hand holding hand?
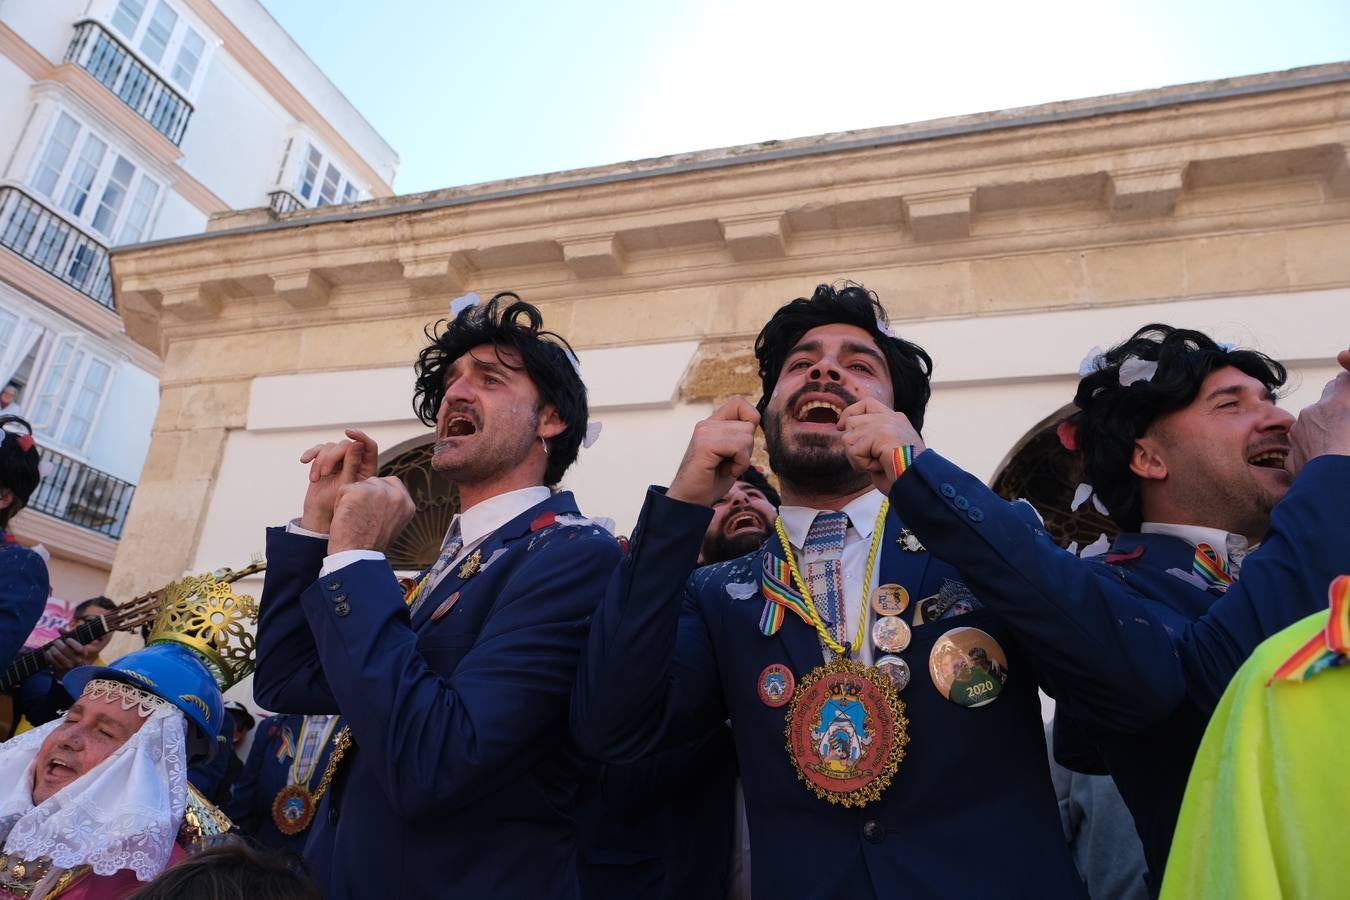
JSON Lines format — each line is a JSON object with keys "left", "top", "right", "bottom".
{"left": 839, "top": 397, "right": 926, "bottom": 495}
{"left": 1287, "top": 349, "right": 1350, "bottom": 477}
{"left": 299, "top": 428, "right": 379, "bottom": 533}
{"left": 667, "top": 397, "right": 760, "bottom": 507}
{"left": 328, "top": 476, "right": 417, "bottom": 555}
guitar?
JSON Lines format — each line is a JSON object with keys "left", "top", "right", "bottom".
{"left": 0, "top": 557, "right": 265, "bottom": 738}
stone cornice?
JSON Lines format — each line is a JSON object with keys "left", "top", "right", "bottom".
{"left": 112, "top": 65, "right": 1350, "bottom": 361}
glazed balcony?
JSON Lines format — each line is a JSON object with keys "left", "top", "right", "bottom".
{"left": 0, "top": 186, "right": 114, "bottom": 310}
{"left": 28, "top": 446, "right": 136, "bottom": 540}
{"left": 65, "top": 19, "right": 193, "bottom": 146}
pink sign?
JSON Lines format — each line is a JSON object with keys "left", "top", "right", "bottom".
{"left": 24, "top": 596, "right": 73, "bottom": 650}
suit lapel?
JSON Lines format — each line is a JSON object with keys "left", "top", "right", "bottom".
{"left": 878, "top": 507, "right": 932, "bottom": 607}
{"left": 409, "top": 492, "right": 581, "bottom": 631}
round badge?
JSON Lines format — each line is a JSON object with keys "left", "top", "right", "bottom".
{"left": 272, "top": 784, "right": 316, "bottom": 835}
{"left": 871, "top": 615, "right": 911, "bottom": 653}
{"left": 785, "top": 657, "right": 909, "bottom": 807}
{"left": 870, "top": 584, "right": 910, "bottom": 617}
{"left": 875, "top": 655, "right": 911, "bottom": 691}
{"left": 928, "top": 627, "right": 1009, "bottom": 708}
{"left": 757, "top": 663, "right": 796, "bottom": 708}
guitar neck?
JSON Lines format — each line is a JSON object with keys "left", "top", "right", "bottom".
{"left": 0, "top": 616, "right": 113, "bottom": 692}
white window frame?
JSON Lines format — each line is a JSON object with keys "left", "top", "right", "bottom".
{"left": 27, "top": 334, "right": 115, "bottom": 456}
{"left": 284, "top": 139, "right": 366, "bottom": 209}
{"left": 99, "top": 0, "right": 214, "bottom": 98}
{"left": 26, "top": 109, "right": 165, "bottom": 246}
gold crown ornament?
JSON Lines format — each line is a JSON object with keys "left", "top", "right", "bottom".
{"left": 144, "top": 557, "right": 265, "bottom": 690}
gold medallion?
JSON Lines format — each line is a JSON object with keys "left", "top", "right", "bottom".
{"left": 272, "top": 784, "right": 316, "bottom": 835}
{"left": 457, "top": 549, "right": 483, "bottom": 580}
{"left": 784, "top": 657, "right": 909, "bottom": 807}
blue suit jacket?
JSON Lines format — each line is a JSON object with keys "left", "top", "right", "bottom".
{"left": 573, "top": 488, "right": 1084, "bottom": 900}
{"left": 222, "top": 714, "right": 341, "bottom": 856}
{"left": 887, "top": 451, "right": 1350, "bottom": 892}
{"left": 254, "top": 492, "right": 621, "bottom": 899}
{"left": 0, "top": 537, "right": 48, "bottom": 671}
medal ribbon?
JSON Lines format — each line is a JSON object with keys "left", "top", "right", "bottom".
{"left": 1269, "top": 575, "right": 1350, "bottom": 684}
{"left": 289, "top": 715, "right": 340, "bottom": 787}
{"left": 773, "top": 501, "right": 889, "bottom": 657}
{"left": 274, "top": 727, "right": 295, "bottom": 764}
{"left": 1192, "top": 542, "right": 1233, "bottom": 592}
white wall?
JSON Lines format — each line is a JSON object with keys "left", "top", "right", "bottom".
{"left": 2, "top": 0, "right": 86, "bottom": 63}
{"left": 149, "top": 189, "right": 208, "bottom": 241}
{"left": 0, "top": 57, "right": 35, "bottom": 156}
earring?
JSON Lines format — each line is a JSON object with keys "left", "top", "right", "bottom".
{"left": 540, "top": 436, "right": 549, "bottom": 455}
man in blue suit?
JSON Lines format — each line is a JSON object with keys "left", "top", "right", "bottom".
{"left": 223, "top": 713, "right": 342, "bottom": 856}
{"left": 844, "top": 326, "right": 1350, "bottom": 893}
{"left": 574, "top": 284, "right": 1085, "bottom": 899}
{"left": 0, "top": 415, "right": 47, "bottom": 671}
{"left": 254, "top": 293, "right": 621, "bottom": 898}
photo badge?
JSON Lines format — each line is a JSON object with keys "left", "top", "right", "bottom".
{"left": 928, "top": 627, "right": 1009, "bottom": 708}
{"left": 870, "top": 584, "right": 910, "bottom": 617}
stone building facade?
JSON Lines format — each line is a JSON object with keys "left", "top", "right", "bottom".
{"left": 107, "top": 63, "right": 1350, "bottom": 666}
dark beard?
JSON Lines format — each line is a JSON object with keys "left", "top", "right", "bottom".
{"left": 763, "top": 408, "right": 870, "bottom": 498}
{"left": 701, "top": 528, "right": 768, "bottom": 565}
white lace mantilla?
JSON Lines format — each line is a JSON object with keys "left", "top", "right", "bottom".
{"left": 0, "top": 704, "right": 188, "bottom": 882}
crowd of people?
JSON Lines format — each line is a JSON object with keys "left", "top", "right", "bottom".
{"left": 0, "top": 282, "right": 1344, "bottom": 898}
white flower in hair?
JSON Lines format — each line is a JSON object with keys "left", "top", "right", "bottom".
{"left": 1070, "top": 483, "right": 1112, "bottom": 516}
{"left": 450, "top": 292, "right": 481, "bottom": 317}
{"left": 1216, "top": 341, "right": 1235, "bottom": 352}
{"left": 1117, "top": 357, "right": 1159, "bottom": 387}
{"left": 877, "top": 319, "right": 898, "bottom": 339}
{"left": 583, "top": 420, "right": 603, "bottom": 449}
{"left": 1078, "top": 346, "right": 1108, "bottom": 376}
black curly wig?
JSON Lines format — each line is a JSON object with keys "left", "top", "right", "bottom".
{"left": 0, "top": 415, "right": 42, "bottom": 530}
{"left": 1070, "top": 324, "right": 1287, "bottom": 530}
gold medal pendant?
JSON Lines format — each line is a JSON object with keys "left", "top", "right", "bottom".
{"left": 272, "top": 784, "right": 317, "bottom": 835}
{"left": 784, "top": 657, "right": 909, "bottom": 807}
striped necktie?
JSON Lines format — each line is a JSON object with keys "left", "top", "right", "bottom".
{"left": 802, "top": 511, "right": 850, "bottom": 655}
{"left": 411, "top": 520, "right": 464, "bottom": 615}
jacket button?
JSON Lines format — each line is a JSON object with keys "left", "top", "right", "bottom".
{"left": 862, "top": 820, "right": 883, "bottom": 843}
{"left": 939, "top": 484, "right": 956, "bottom": 499}
{"left": 954, "top": 495, "right": 970, "bottom": 511}
{"left": 326, "top": 580, "right": 342, "bottom": 591}
{"left": 328, "top": 804, "right": 339, "bottom": 824}
{"left": 332, "top": 593, "right": 347, "bottom": 604}
{"left": 968, "top": 507, "right": 985, "bottom": 522}
{"left": 334, "top": 602, "right": 351, "bottom": 617}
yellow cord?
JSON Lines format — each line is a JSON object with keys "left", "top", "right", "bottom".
{"left": 774, "top": 500, "right": 889, "bottom": 657}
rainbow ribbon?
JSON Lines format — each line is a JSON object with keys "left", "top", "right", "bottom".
{"left": 1269, "top": 575, "right": 1350, "bottom": 685}
{"left": 892, "top": 445, "right": 916, "bottom": 479}
{"left": 759, "top": 553, "right": 812, "bottom": 636}
{"left": 275, "top": 726, "right": 296, "bottom": 763}
{"left": 1192, "top": 543, "right": 1234, "bottom": 593}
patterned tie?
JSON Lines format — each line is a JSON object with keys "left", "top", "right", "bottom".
{"left": 802, "top": 511, "right": 850, "bottom": 655}
{"left": 410, "top": 519, "right": 464, "bottom": 616}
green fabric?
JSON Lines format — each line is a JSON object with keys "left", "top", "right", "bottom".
{"left": 1161, "top": 610, "right": 1348, "bottom": 900}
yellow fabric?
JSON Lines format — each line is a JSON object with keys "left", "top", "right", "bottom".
{"left": 1161, "top": 610, "right": 1348, "bottom": 900}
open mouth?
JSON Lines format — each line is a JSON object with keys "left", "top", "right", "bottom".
{"left": 443, "top": 415, "right": 478, "bottom": 438}
{"left": 1247, "top": 448, "right": 1288, "bottom": 470}
{"left": 795, "top": 398, "right": 844, "bottom": 425}
{"left": 725, "top": 512, "right": 765, "bottom": 536}
{"left": 44, "top": 758, "right": 74, "bottom": 779}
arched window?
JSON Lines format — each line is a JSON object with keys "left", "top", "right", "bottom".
{"left": 378, "top": 439, "right": 459, "bottom": 571}
{"left": 989, "top": 404, "right": 1118, "bottom": 552}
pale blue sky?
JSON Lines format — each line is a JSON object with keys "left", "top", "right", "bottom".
{"left": 259, "top": 0, "right": 1350, "bottom": 196}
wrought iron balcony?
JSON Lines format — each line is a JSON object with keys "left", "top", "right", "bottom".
{"left": 0, "top": 186, "right": 114, "bottom": 310}
{"left": 28, "top": 446, "right": 136, "bottom": 540}
{"left": 268, "top": 189, "right": 303, "bottom": 215}
{"left": 65, "top": 19, "right": 193, "bottom": 146}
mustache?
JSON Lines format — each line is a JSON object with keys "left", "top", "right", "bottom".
{"left": 784, "top": 381, "right": 857, "bottom": 414}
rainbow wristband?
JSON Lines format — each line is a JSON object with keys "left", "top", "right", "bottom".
{"left": 891, "top": 445, "right": 917, "bottom": 478}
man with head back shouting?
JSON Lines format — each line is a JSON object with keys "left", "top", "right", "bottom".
{"left": 254, "top": 293, "right": 620, "bottom": 899}
{"left": 574, "top": 283, "right": 1085, "bottom": 899}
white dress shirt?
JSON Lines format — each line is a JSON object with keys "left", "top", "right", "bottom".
{"left": 1140, "top": 522, "right": 1254, "bottom": 576}
{"left": 777, "top": 490, "right": 887, "bottom": 665}
{"left": 289, "top": 485, "right": 553, "bottom": 577}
